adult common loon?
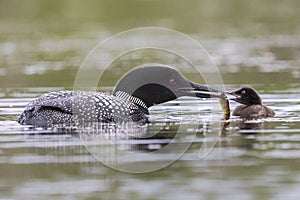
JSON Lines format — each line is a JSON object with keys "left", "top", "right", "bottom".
{"left": 18, "top": 65, "right": 222, "bottom": 126}
{"left": 230, "top": 87, "right": 275, "bottom": 119}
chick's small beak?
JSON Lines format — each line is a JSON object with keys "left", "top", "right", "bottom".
{"left": 225, "top": 92, "right": 240, "bottom": 101}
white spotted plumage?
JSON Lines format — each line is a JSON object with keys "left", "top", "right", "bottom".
{"left": 18, "top": 91, "right": 148, "bottom": 126}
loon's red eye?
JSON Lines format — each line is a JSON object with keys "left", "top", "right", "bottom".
{"left": 169, "top": 79, "right": 176, "bottom": 85}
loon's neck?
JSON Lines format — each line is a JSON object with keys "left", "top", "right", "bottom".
{"left": 114, "top": 91, "right": 149, "bottom": 114}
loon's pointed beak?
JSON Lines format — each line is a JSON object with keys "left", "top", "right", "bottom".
{"left": 177, "top": 82, "right": 224, "bottom": 98}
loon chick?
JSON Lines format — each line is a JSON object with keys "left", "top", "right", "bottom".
{"left": 18, "top": 65, "right": 222, "bottom": 127}
{"left": 230, "top": 87, "right": 275, "bottom": 119}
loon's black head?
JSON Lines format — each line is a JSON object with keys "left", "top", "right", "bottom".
{"left": 113, "top": 65, "right": 222, "bottom": 110}
{"left": 230, "top": 87, "right": 262, "bottom": 106}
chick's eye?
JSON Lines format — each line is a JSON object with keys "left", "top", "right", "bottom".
{"left": 241, "top": 90, "right": 246, "bottom": 94}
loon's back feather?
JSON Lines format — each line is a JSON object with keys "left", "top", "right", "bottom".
{"left": 18, "top": 91, "right": 148, "bottom": 126}
{"left": 26, "top": 91, "right": 75, "bottom": 114}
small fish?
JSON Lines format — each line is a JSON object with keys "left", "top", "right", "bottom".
{"left": 219, "top": 92, "right": 230, "bottom": 120}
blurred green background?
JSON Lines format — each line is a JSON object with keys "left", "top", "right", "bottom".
{"left": 0, "top": 0, "right": 299, "bottom": 88}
